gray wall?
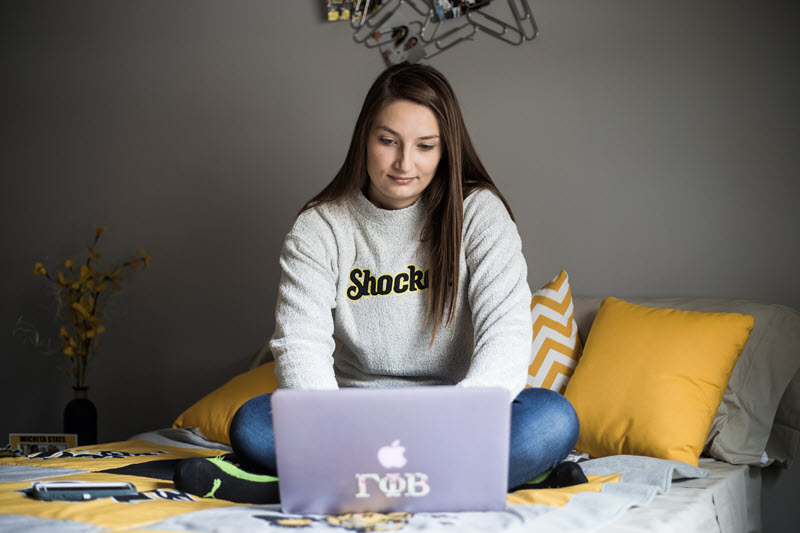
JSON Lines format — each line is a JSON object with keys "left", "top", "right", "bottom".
{"left": 2, "top": 1, "right": 798, "bottom": 531}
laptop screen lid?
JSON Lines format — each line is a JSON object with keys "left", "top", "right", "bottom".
{"left": 272, "top": 386, "right": 510, "bottom": 515}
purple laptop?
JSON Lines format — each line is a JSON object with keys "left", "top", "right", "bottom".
{"left": 271, "top": 386, "right": 510, "bottom": 515}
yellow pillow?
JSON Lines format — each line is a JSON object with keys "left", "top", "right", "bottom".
{"left": 564, "top": 297, "right": 754, "bottom": 466}
{"left": 527, "top": 270, "right": 583, "bottom": 394}
{"left": 173, "top": 361, "right": 278, "bottom": 445}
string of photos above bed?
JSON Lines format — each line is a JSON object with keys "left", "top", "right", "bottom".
{"left": 326, "top": 0, "right": 538, "bottom": 66}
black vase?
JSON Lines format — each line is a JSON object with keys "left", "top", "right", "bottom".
{"left": 64, "top": 387, "right": 97, "bottom": 445}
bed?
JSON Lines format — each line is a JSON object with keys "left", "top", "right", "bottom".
{"left": 1, "top": 291, "right": 798, "bottom": 533}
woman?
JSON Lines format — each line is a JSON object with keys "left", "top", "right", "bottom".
{"left": 175, "top": 63, "right": 585, "bottom": 504}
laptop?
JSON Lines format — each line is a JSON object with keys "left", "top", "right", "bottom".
{"left": 271, "top": 386, "right": 510, "bottom": 515}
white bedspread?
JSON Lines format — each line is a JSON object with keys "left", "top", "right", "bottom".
{"left": 596, "top": 458, "right": 761, "bottom": 533}
{"left": 121, "top": 429, "right": 757, "bottom": 533}
{"left": 140, "top": 444, "right": 711, "bottom": 533}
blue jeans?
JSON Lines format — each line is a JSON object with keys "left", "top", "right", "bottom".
{"left": 229, "top": 387, "right": 579, "bottom": 491}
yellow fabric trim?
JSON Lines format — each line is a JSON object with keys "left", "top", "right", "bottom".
{"left": 0, "top": 440, "right": 224, "bottom": 472}
{"left": 505, "top": 474, "right": 621, "bottom": 507}
{"left": 0, "top": 472, "right": 240, "bottom": 531}
{"left": 529, "top": 337, "right": 580, "bottom": 372}
{"left": 531, "top": 317, "right": 577, "bottom": 350}
{"left": 0, "top": 442, "right": 232, "bottom": 530}
{"left": 541, "top": 361, "right": 577, "bottom": 391}
{"left": 1, "top": 438, "right": 625, "bottom": 530}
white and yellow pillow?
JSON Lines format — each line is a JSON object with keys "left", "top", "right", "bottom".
{"left": 527, "top": 270, "right": 583, "bottom": 394}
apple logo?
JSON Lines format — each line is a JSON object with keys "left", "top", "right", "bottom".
{"left": 377, "top": 440, "right": 407, "bottom": 469}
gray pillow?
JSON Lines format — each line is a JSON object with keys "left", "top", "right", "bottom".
{"left": 766, "top": 369, "right": 800, "bottom": 467}
{"left": 573, "top": 296, "right": 800, "bottom": 467}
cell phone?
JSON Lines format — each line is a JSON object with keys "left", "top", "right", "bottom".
{"left": 30, "top": 481, "right": 138, "bottom": 501}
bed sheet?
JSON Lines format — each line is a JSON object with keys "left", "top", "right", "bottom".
{"left": 126, "top": 430, "right": 765, "bottom": 532}
{"left": 0, "top": 430, "right": 742, "bottom": 533}
{"left": 141, "top": 429, "right": 761, "bottom": 533}
{"left": 140, "top": 429, "right": 759, "bottom": 533}
{"left": 595, "top": 457, "right": 761, "bottom": 533}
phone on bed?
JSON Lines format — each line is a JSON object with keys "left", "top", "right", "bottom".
{"left": 30, "top": 481, "right": 137, "bottom": 501}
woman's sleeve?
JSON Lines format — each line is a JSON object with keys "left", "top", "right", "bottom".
{"left": 269, "top": 228, "right": 339, "bottom": 390}
{"left": 458, "top": 190, "right": 532, "bottom": 401}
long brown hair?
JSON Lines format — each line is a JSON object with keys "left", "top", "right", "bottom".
{"left": 302, "top": 63, "right": 514, "bottom": 342}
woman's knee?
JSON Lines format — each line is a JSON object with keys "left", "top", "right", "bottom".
{"left": 513, "top": 387, "right": 580, "bottom": 450}
{"left": 229, "top": 394, "right": 274, "bottom": 464}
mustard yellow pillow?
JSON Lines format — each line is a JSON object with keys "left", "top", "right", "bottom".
{"left": 173, "top": 361, "right": 278, "bottom": 445}
{"left": 564, "top": 297, "right": 754, "bottom": 466}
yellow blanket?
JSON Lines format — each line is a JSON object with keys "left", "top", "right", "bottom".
{"left": 0, "top": 440, "right": 626, "bottom": 532}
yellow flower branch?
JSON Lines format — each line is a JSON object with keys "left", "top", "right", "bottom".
{"left": 30, "top": 228, "right": 149, "bottom": 389}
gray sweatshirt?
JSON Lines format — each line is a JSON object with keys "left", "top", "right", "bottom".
{"left": 270, "top": 188, "right": 532, "bottom": 402}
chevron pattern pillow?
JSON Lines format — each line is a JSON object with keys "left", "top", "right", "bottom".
{"left": 527, "top": 270, "right": 583, "bottom": 394}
